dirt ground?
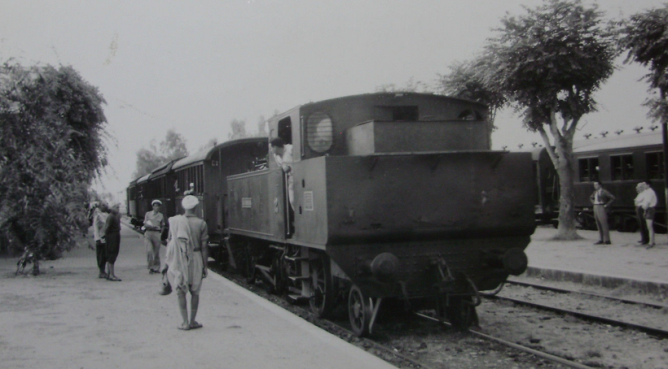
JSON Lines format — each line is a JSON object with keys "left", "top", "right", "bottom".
{"left": 0, "top": 226, "right": 395, "bottom": 369}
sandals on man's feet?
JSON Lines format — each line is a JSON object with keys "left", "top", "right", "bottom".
{"left": 189, "top": 322, "right": 203, "bottom": 330}
{"left": 178, "top": 323, "right": 190, "bottom": 331}
{"left": 107, "top": 276, "right": 122, "bottom": 282}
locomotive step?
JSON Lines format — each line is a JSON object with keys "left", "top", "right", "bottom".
{"left": 255, "top": 265, "right": 272, "bottom": 272}
{"left": 269, "top": 244, "right": 285, "bottom": 251}
{"left": 288, "top": 275, "right": 310, "bottom": 282}
{"left": 284, "top": 255, "right": 309, "bottom": 262}
{"left": 287, "top": 294, "right": 309, "bottom": 303}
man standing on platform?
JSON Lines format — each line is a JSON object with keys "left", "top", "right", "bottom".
{"left": 634, "top": 182, "right": 649, "bottom": 245}
{"left": 92, "top": 202, "right": 109, "bottom": 278}
{"left": 103, "top": 203, "right": 122, "bottom": 282}
{"left": 640, "top": 181, "right": 658, "bottom": 249}
{"left": 144, "top": 200, "right": 165, "bottom": 274}
{"left": 590, "top": 181, "right": 615, "bottom": 245}
{"left": 165, "top": 195, "right": 208, "bottom": 331}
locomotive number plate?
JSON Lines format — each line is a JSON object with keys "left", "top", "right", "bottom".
{"left": 241, "top": 197, "right": 252, "bottom": 208}
{"left": 303, "top": 191, "right": 314, "bottom": 211}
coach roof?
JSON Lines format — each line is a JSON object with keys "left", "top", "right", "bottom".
{"left": 148, "top": 157, "right": 184, "bottom": 180}
{"left": 172, "top": 137, "right": 268, "bottom": 171}
{"left": 573, "top": 131, "right": 662, "bottom": 153}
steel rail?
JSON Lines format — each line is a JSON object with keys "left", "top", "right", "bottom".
{"left": 486, "top": 294, "right": 668, "bottom": 339}
{"left": 414, "top": 312, "right": 594, "bottom": 369}
{"left": 506, "top": 279, "right": 668, "bottom": 310}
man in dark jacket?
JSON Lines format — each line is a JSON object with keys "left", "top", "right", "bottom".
{"left": 590, "top": 181, "right": 615, "bottom": 245}
{"left": 103, "top": 204, "right": 122, "bottom": 281}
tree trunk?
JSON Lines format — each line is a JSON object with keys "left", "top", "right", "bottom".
{"left": 554, "top": 155, "right": 581, "bottom": 240}
{"left": 31, "top": 258, "right": 40, "bottom": 276}
{"left": 538, "top": 115, "right": 582, "bottom": 241}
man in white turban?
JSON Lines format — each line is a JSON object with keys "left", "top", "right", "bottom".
{"left": 165, "top": 195, "right": 208, "bottom": 330}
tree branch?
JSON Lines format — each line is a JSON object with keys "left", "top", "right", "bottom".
{"left": 538, "top": 125, "right": 559, "bottom": 168}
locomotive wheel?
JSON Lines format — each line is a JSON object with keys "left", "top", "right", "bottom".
{"left": 443, "top": 296, "right": 476, "bottom": 332}
{"left": 348, "top": 285, "right": 372, "bottom": 337}
{"left": 244, "top": 243, "right": 256, "bottom": 283}
{"left": 309, "top": 252, "right": 334, "bottom": 319}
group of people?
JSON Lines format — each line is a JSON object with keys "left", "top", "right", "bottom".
{"left": 90, "top": 202, "right": 122, "bottom": 281}
{"left": 590, "top": 180, "right": 658, "bottom": 248}
{"left": 90, "top": 195, "right": 209, "bottom": 331}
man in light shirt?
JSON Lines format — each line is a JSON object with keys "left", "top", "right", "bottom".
{"left": 144, "top": 200, "right": 166, "bottom": 274}
{"left": 634, "top": 183, "right": 649, "bottom": 245}
{"left": 638, "top": 181, "right": 658, "bottom": 248}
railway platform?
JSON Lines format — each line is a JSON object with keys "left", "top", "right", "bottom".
{"left": 519, "top": 225, "right": 668, "bottom": 295}
{"left": 0, "top": 223, "right": 395, "bottom": 369}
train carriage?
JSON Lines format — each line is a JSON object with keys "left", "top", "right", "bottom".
{"left": 133, "top": 173, "right": 151, "bottom": 227}
{"left": 225, "top": 93, "right": 536, "bottom": 335}
{"left": 172, "top": 138, "right": 269, "bottom": 256}
{"left": 572, "top": 131, "right": 666, "bottom": 232}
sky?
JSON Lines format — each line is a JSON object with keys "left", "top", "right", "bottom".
{"left": 1, "top": 0, "right": 665, "bottom": 202}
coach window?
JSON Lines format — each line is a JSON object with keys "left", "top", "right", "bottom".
{"left": 578, "top": 157, "right": 599, "bottom": 182}
{"left": 646, "top": 152, "right": 664, "bottom": 180}
{"left": 611, "top": 154, "right": 634, "bottom": 181}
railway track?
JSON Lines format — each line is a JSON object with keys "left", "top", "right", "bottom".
{"left": 413, "top": 312, "right": 593, "bottom": 369}
{"left": 506, "top": 279, "right": 668, "bottom": 310}
{"left": 492, "top": 280, "right": 668, "bottom": 339}
{"left": 207, "top": 261, "right": 587, "bottom": 369}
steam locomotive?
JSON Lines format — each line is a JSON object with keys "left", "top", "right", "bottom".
{"left": 128, "top": 92, "right": 536, "bottom": 335}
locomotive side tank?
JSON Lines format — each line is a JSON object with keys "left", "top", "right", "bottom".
{"left": 226, "top": 92, "right": 535, "bottom": 335}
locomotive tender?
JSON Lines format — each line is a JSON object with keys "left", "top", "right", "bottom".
{"left": 128, "top": 93, "right": 536, "bottom": 335}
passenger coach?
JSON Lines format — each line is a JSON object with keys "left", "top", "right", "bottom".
{"left": 572, "top": 131, "right": 665, "bottom": 232}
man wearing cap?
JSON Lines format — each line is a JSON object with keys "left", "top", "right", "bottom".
{"left": 165, "top": 195, "right": 208, "bottom": 330}
{"left": 144, "top": 199, "right": 166, "bottom": 274}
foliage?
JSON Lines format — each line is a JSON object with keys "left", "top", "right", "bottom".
{"left": 228, "top": 119, "right": 248, "bottom": 140}
{"left": 376, "top": 77, "right": 430, "bottom": 93}
{"left": 227, "top": 117, "right": 269, "bottom": 141}
{"left": 133, "top": 129, "right": 188, "bottom": 178}
{"left": 437, "top": 59, "right": 507, "bottom": 123}
{"left": 0, "top": 61, "right": 108, "bottom": 268}
{"left": 483, "top": 0, "right": 617, "bottom": 130}
{"left": 619, "top": 4, "right": 668, "bottom": 125}
{"left": 474, "top": 0, "right": 618, "bottom": 239}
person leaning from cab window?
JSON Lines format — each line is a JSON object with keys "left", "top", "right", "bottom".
{"left": 144, "top": 199, "right": 165, "bottom": 274}
{"left": 269, "top": 137, "right": 294, "bottom": 209}
{"left": 590, "top": 181, "right": 615, "bottom": 245}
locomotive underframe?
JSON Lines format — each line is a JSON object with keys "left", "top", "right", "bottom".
{"left": 325, "top": 235, "right": 531, "bottom": 299}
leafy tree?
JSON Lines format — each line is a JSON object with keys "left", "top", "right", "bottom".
{"left": 228, "top": 119, "right": 248, "bottom": 140}
{"left": 256, "top": 115, "right": 268, "bottom": 137}
{"left": 473, "top": 0, "right": 617, "bottom": 239}
{"left": 0, "top": 62, "right": 109, "bottom": 273}
{"left": 438, "top": 58, "right": 507, "bottom": 147}
{"left": 376, "top": 77, "right": 429, "bottom": 93}
{"left": 619, "top": 5, "right": 668, "bottom": 131}
{"left": 133, "top": 129, "right": 188, "bottom": 178}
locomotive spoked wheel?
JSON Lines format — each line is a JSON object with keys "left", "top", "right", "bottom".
{"left": 309, "top": 252, "right": 334, "bottom": 319}
{"left": 439, "top": 296, "right": 476, "bottom": 332}
{"left": 348, "top": 285, "right": 372, "bottom": 337}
